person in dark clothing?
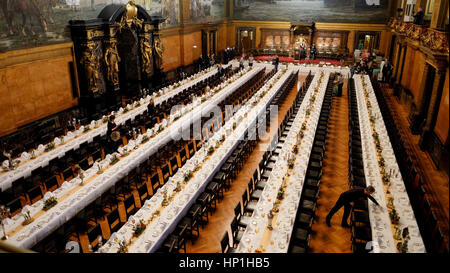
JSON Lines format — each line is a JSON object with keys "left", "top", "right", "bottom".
{"left": 382, "top": 61, "right": 393, "bottom": 83}
{"left": 274, "top": 55, "right": 279, "bottom": 72}
{"left": 326, "top": 186, "right": 380, "bottom": 227}
{"left": 310, "top": 44, "right": 317, "bottom": 60}
{"left": 147, "top": 99, "right": 155, "bottom": 117}
{"left": 106, "top": 115, "right": 120, "bottom": 154}
{"left": 413, "top": 8, "right": 425, "bottom": 25}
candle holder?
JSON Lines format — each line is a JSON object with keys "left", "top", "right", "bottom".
{"left": 161, "top": 190, "right": 169, "bottom": 207}
{"left": 0, "top": 205, "right": 10, "bottom": 240}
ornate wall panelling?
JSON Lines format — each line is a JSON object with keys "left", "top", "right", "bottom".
{"left": 389, "top": 17, "right": 449, "bottom": 170}
{"left": 69, "top": 2, "right": 164, "bottom": 118}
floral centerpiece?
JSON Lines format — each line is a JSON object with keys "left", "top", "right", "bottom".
{"left": 21, "top": 209, "right": 33, "bottom": 226}
{"left": 219, "top": 134, "right": 225, "bottom": 143}
{"left": 103, "top": 116, "right": 109, "bottom": 123}
{"left": 208, "top": 146, "right": 215, "bottom": 155}
{"left": 30, "top": 151, "right": 36, "bottom": 159}
{"left": 277, "top": 187, "right": 285, "bottom": 201}
{"left": 293, "top": 144, "right": 299, "bottom": 155}
{"left": 382, "top": 173, "right": 390, "bottom": 184}
{"left": 174, "top": 115, "right": 181, "bottom": 122}
{"left": 83, "top": 126, "right": 91, "bottom": 133}
{"left": 141, "top": 135, "right": 150, "bottom": 144}
{"left": 132, "top": 219, "right": 146, "bottom": 237}
{"left": 389, "top": 209, "right": 400, "bottom": 225}
{"left": 118, "top": 240, "right": 128, "bottom": 253}
{"left": 45, "top": 142, "right": 55, "bottom": 152}
{"left": 43, "top": 196, "right": 58, "bottom": 211}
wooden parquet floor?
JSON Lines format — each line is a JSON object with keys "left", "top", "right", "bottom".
{"left": 308, "top": 80, "right": 352, "bottom": 253}
{"left": 187, "top": 76, "right": 305, "bottom": 253}
{"left": 379, "top": 84, "right": 449, "bottom": 247}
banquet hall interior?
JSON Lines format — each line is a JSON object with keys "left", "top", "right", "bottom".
{"left": 0, "top": 0, "right": 448, "bottom": 254}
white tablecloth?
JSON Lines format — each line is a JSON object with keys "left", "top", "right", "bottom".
{"left": 353, "top": 75, "right": 425, "bottom": 253}
{"left": 236, "top": 71, "right": 330, "bottom": 253}
{"left": 3, "top": 65, "right": 264, "bottom": 249}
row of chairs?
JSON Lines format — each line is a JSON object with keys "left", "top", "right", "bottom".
{"left": 0, "top": 65, "right": 245, "bottom": 219}
{"left": 371, "top": 80, "right": 448, "bottom": 253}
{"left": 156, "top": 67, "right": 283, "bottom": 253}
{"left": 221, "top": 70, "right": 304, "bottom": 253}
{"left": 29, "top": 68, "right": 267, "bottom": 253}
{"left": 287, "top": 73, "right": 335, "bottom": 253}
{"left": 347, "top": 78, "right": 373, "bottom": 253}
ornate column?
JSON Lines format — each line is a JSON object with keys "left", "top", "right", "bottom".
{"left": 410, "top": 63, "right": 430, "bottom": 134}
{"left": 393, "top": 42, "right": 405, "bottom": 96}
{"left": 419, "top": 67, "right": 447, "bottom": 150}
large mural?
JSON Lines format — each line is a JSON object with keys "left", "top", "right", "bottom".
{"left": 0, "top": 0, "right": 180, "bottom": 52}
{"left": 233, "top": 0, "right": 389, "bottom": 24}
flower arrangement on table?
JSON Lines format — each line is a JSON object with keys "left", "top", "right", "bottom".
{"left": 382, "top": 172, "right": 390, "bottom": 184}
{"left": 301, "top": 123, "right": 307, "bottom": 132}
{"left": 184, "top": 171, "right": 193, "bottom": 182}
{"left": 45, "top": 142, "right": 55, "bottom": 152}
{"left": 110, "top": 154, "right": 119, "bottom": 165}
{"left": 83, "top": 126, "right": 91, "bottom": 133}
{"left": 208, "top": 146, "right": 215, "bottom": 155}
{"left": 288, "top": 157, "right": 295, "bottom": 169}
{"left": 292, "top": 144, "right": 299, "bottom": 155}
{"left": 277, "top": 187, "right": 285, "bottom": 201}
{"left": 31, "top": 151, "right": 36, "bottom": 159}
{"left": 43, "top": 196, "right": 58, "bottom": 211}
{"left": 103, "top": 116, "right": 109, "bottom": 123}
{"left": 173, "top": 115, "right": 181, "bottom": 122}
{"left": 21, "top": 209, "right": 33, "bottom": 226}
{"left": 121, "top": 147, "right": 129, "bottom": 157}
{"left": 305, "top": 108, "right": 311, "bottom": 117}
{"left": 219, "top": 134, "right": 225, "bottom": 143}
{"left": 201, "top": 97, "right": 207, "bottom": 103}
{"left": 389, "top": 208, "right": 400, "bottom": 225}
{"left": 123, "top": 107, "right": 129, "bottom": 113}
{"left": 141, "top": 135, "right": 150, "bottom": 144}
{"left": 157, "top": 125, "right": 164, "bottom": 133}
{"left": 59, "top": 136, "right": 65, "bottom": 144}
{"left": 132, "top": 219, "right": 147, "bottom": 237}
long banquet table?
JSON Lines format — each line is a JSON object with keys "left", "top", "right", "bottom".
{"left": 2, "top": 64, "right": 264, "bottom": 249}
{"left": 236, "top": 70, "right": 330, "bottom": 253}
{"left": 353, "top": 75, "right": 425, "bottom": 253}
{"left": 0, "top": 63, "right": 232, "bottom": 192}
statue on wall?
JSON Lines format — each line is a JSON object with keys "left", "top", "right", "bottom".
{"left": 119, "top": 1, "right": 144, "bottom": 31}
{"left": 154, "top": 36, "right": 164, "bottom": 69}
{"left": 141, "top": 39, "right": 153, "bottom": 74}
{"left": 104, "top": 41, "right": 121, "bottom": 85}
{"left": 80, "top": 44, "right": 99, "bottom": 93}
